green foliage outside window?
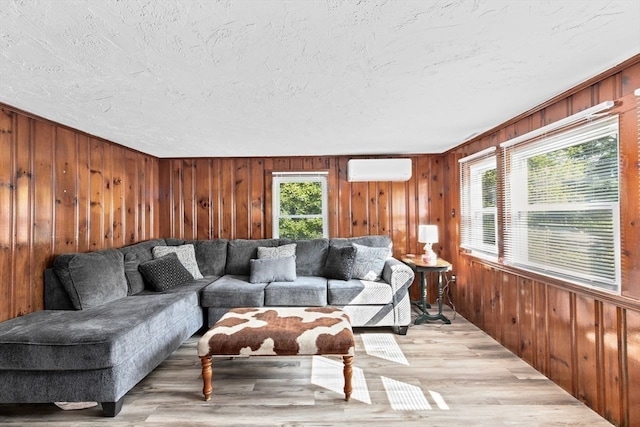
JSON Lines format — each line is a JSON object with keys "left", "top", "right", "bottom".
{"left": 527, "top": 136, "right": 617, "bottom": 204}
{"left": 278, "top": 181, "right": 325, "bottom": 239}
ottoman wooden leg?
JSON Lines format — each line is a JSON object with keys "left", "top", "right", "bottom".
{"left": 200, "top": 355, "right": 213, "bottom": 401}
{"left": 343, "top": 355, "right": 353, "bottom": 401}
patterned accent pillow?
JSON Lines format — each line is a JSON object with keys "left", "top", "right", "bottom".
{"left": 257, "top": 243, "right": 297, "bottom": 259}
{"left": 152, "top": 244, "right": 203, "bottom": 279}
{"left": 249, "top": 256, "right": 297, "bottom": 283}
{"left": 324, "top": 245, "right": 357, "bottom": 281}
{"left": 351, "top": 243, "right": 389, "bottom": 281}
{"left": 138, "top": 253, "right": 194, "bottom": 291}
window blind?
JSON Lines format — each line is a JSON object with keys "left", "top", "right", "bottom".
{"left": 459, "top": 147, "right": 498, "bottom": 257}
{"left": 501, "top": 115, "right": 620, "bottom": 292}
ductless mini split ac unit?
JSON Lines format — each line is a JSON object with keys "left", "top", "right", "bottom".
{"left": 347, "top": 158, "right": 412, "bottom": 182}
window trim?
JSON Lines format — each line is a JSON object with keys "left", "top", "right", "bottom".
{"left": 272, "top": 172, "right": 329, "bottom": 239}
{"left": 459, "top": 147, "right": 498, "bottom": 258}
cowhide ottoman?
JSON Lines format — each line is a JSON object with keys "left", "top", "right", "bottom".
{"left": 197, "top": 307, "right": 355, "bottom": 402}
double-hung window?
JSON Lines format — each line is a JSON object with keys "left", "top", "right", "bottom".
{"left": 501, "top": 116, "right": 620, "bottom": 293}
{"left": 459, "top": 147, "right": 498, "bottom": 258}
{"left": 272, "top": 172, "right": 328, "bottom": 239}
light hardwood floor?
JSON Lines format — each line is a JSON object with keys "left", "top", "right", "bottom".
{"left": 0, "top": 308, "right": 612, "bottom": 426}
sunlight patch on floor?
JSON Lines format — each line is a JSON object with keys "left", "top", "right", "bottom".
{"left": 361, "top": 333, "right": 409, "bottom": 366}
{"left": 311, "top": 356, "right": 371, "bottom": 404}
{"left": 381, "top": 376, "right": 431, "bottom": 411}
{"left": 428, "top": 390, "right": 449, "bottom": 410}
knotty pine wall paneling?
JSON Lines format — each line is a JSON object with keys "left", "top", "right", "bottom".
{"left": 158, "top": 154, "right": 446, "bottom": 301}
{"left": 0, "top": 104, "right": 159, "bottom": 322}
{"left": 442, "top": 56, "right": 640, "bottom": 426}
{"left": 159, "top": 155, "right": 445, "bottom": 249}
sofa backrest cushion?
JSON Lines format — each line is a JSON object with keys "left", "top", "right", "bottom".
{"left": 53, "top": 248, "right": 128, "bottom": 310}
{"left": 119, "top": 239, "right": 167, "bottom": 294}
{"left": 281, "top": 238, "right": 329, "bottom": 276}
{"left": 226, "top": 239, "right": 279, "bottom": 275}
{"left": 193, "top": 239, "right": 228, "bottom": 276}
{"left": 44, "top": 268, "right": 75, "bottom": 310}
{"left": 329, "top": 235, "right": 392, "bottom": 252}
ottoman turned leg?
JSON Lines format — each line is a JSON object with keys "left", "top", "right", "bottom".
{"left": 343, "top": 355, "right": 353, "bottom": 401}
{"left": 200, "top": 355, "right": 213, "bottom": 401}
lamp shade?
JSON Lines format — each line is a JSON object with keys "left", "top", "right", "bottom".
{"left": 418, "top": 225, "right": 438, "bottom": 243}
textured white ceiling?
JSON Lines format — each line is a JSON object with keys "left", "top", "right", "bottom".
{"left": 1, "top": 0, "right": 639, "bottom": 158}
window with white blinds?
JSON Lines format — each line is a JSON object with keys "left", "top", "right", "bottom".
{"left": 459, "top": 147, "right": 498, "bottom": 258}
{"left": 501, "top": 116, "right": 620, "bottom": 293}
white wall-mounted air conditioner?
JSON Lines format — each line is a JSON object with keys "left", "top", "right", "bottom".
{"left": 347, "top": 158, "right": 412, "bottom": 182}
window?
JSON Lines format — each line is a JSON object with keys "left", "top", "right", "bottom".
{"left": 502, "top": 116, "right": 620, "bottom": 293}
{"left": 459, "top": 147, "right": 498, "bottom": 257}
{"left": 272, "top": 172, "right": 328, "bottom": 239}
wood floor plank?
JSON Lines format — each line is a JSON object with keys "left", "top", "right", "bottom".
{"left": 0, "top": 308, "right": 611, "bottom": 426}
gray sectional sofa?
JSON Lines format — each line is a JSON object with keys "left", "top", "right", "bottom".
{"left": 0, "top": 235, "right": 414, "bottom": 416}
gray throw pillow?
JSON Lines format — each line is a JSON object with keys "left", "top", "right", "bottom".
{"left": 351, "top": 243, "right": 389, "bottom": 281}
{"left": 257, "top": 243, "right": 296, "bottom": 259}
{"left": 152, "top": 244, "right": 203, "bottom": 279}
{"left": 53, "top": 249, "right": 128, "bottom": 310}
{"left": 138, "top": 253, "right": 194, "bottom": 292}
{"left": 324, "top": 245, "right": 357, "bottom": 281}
{"left": 249, "top": 256, "right": 297, "bottom": 284}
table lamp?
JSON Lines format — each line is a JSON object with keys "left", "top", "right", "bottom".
{"left": 418, "top": 224, "right": 438, "bottom": 265}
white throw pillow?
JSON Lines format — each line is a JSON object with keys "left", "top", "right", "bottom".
{"left": 257, "top": 243, "right": 297, "bottom": 259}
{"left": 152, "top": 244, "right": 203, "bottom": 279}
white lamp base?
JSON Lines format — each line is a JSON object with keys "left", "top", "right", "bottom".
{"left": 422, "top": 243, "right": 437, "bottom": 265}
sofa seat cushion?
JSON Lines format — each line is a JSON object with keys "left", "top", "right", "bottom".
{"left": 0, "top": 292, "right": 199, "bottom": 371}
{"left": 200, "top": 275, "right": 267, "bottom": 308}
{"left": 265, "top": 276, "right": 328, "bottom": 306}
{"left": 327, "top": 279, "right": 393, "bottom": 305}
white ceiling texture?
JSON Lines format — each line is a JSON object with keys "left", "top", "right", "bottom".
{"left": 1, "top": 0, "right": 639, "bottom": 158}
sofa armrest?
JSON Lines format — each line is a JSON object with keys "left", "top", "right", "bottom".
{"left": 382, "top": 258, "right": 414, "bottom": 328}
{"left": 382, "top": 258, "right": 415, "bottom": 293}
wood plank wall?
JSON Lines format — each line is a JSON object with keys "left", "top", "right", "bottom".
{"left": 441, "top": 57, "right": 640, "bottom": 426}
{"left": 0, "top": 105, "right": 159, "bottom": 322}
{"left": 158, "top": 155, "right": 446, "bottom": 302}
